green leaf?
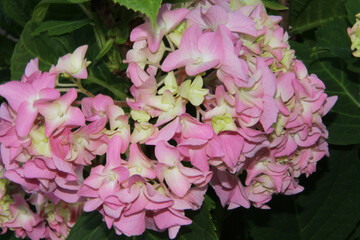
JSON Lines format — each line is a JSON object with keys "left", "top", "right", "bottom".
{"left": 262, "top": 1, "right": 288, "bottom": 11}
{"left": 347, "top": 221, "right": 360, "bottom": 240}
{"left": 31, "top": 19, "right": 91, "bottom": 36}
{"left": 314, "top": 58, "right": 360, "bottom": 145}
{"left": 10, "top": 37, "right": 36, "bottom": 80}
{"left": 345, "top": 0, "right": 360, "bottom": 24}
{"left": 246, "top": 146, "right": 360, "bottom": 240}
{"left": 1, "top": 0, "right": 39, "bottom": 26}
{"left": 177, "top": 196, "right": 218, "bottom": 240}
{"left": 112, "top": 0, "right": 162, "bottom": 27}
{"left": 67, "top": 211, "right": 112, "bottom": 240}
{"left": 0, "top": 2, "right": 23, "bottom": 36}
{"left": 289, "top": 0, "right": 313, "bottom": 25}
{"left": 31, "top": 0, "right": 88, "bottom": 22}
{"left": 0, "top": 35, "right": 16, "bottom": 67}
{"left": 87, "top": 65, "right": 128, "bottom": 100}
{"left": 31, "top": 2, "right": 49, "bottom": 22}
{"left": 10, "top": 21, "right": 74, "bottom": 79}
{"left": 315, "top": 17, "right": 351, "bottom": 59}
{"left": 162, "top": 0, "right": 190, "bottom": 3}
{"left": 1, "top": 230, "right": 21, "bottom": 240}
{"left": 94, "top": 38, "right": 114, "bottom": 62}
{"left": 69, "top": 0, "right": 90, "bottom": 3}
{"left": 291, "top": 0, "right": 347, "bottom": 34}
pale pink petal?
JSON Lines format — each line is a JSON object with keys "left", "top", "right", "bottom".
{"left": 165, "top": 167, "right": 191, "bottom": 197}
{"left": 0, "top": 81, "right": 35, "bottom": 111}
{"left": 153, "top": 208, "right": 191, "bottom": 229}
{"left": 15, "top": 101, "right": 38, "bottom": 137}
{"left": 83, "top": 198, "right": 103, "bottom": 212}
{"left": 155, "top": 141, "right": 180, "bottom": 166}
{"left": 113, "top": 211, "right": 146, "bottom": 236}
{"left": 260, "top": 96, "right": 279, "bottom": 131}
{"left": 105, "top": 135, "right": 122, "bottom": 169}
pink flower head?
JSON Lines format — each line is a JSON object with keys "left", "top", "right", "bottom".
{"left": 36, "top": 88, "right": 85, "bottom": 137}
{"left": 187, "top": 4, "right": 257, "bottom": 36}
{"left": 127, "top": 143, "right": 156, "bottom": 179}
{"left": 0, "top": 66, "right": 59, "bottom": 137}
{"left": 130, "top": 4, "right": 189, "bottom": 52}
{"left": 210, "top": 168, "right": 250, "bottom": 209}
{"left": 155, "top": 141, "right": 212, "bottom": 197}
{"left": 5, "top": 195, "right": 45, "bottom": 240}
{"left": 79, "top": 135, "right": 130, "bottom": 206}
{"left": 50, "top": 45, "right": 89, "bottom": 79}
{"left": 161, "top": 24, "right": 224, "bottom": 76}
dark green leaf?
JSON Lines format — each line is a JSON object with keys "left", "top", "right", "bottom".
{"left": 316, "top": 58, "right": 360, "bottom": 145}
{"left": 346, "top": 221, "right": 360, "bottom": 240}
{"left": 1, "top": 230, "right": 21, "bottom": 240}
{"left": 10, "top": 21, "right": 74, "bottom": 79}
{"left": 0, "top": 68, "right": 11, "bottom": 83}
{"left": 1, "top": 0, "right": 39, "bottom": 26}
{"left": 262, "top": 1, "right": 288, "bottom": 11}
{"left": 0, "top": 35, "right": 16, "bottom": 67}
{"left": 289, "top": 0, "right": 313, "bottom": 26}
{"left": 31, "top": 2, "right": 49, "bottom": 22}
{"left": 162, "top": 0, "right": 190, "bottom": 3}
{"left": 246, "top": 146, "right": 360, "bottom": 240}
{"left": 291, "top": 0, "right": 347, "bottom": 34}
{"left": 179, "top": 196, "right": 218, "bottom": 240}
{"left": 69, "top": 0, "right": 89, "bottom": 2}
{"left": 315, "top": 18, "right": 352, "bottom": 59}
{"left": 345, "top": 0, "right": 360, "bottom": 24}
{"left": 88, "top": 64, "right": 128, "bottom": 100}
{"left": 112, "top": 0, "right": 162, "bottom": 27}
{"left": 67, "top": 211, "right": 112, "bottom": 240}
{"left": 94, "top": 38, "right": 114, "bottom": 62}
{"left": 35, "top": 0, "right": 89, "bottom": 4}
{"left": 312, "top": 19, "right": 360, "bottom": 145}
{"left": 31, "top": 0, "right": 88, "bottom": 22}
{"left": 31, "top": 19, "right": 91, "bottom": 36}
{"left": 10, "top": 38, "right": 35, "bottom": 80}
{"left": 0, "top": 2, "right": 23, "bottom": 36}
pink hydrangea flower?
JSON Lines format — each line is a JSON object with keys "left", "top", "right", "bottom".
{"left": 50, "top": 45, "right": 89, "bottom": 79}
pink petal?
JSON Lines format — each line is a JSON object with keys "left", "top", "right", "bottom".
{"left": 54, "top": 188, "right": 81, "bottom": 203}
{"left": 23, "top": 161, "right": 55, "bottom": 179}
{"left": 105, "top": 135, "right": 122, "bottom": 169}
{"left": 83, "top": 198, "right": 103, "bottom": 212}
{"left": 165, "top": 167, "right": 191, "bottom": 197}
{"left": 227, "top": 11, "right": 257, "bottom": 36}
{"left": 58, "top": 88, "right": 77, "bottom": 108}
{"left": 24, "top": 58, "right": 39, "bottom": 77}
{"left": 38, "top": 88, "right": 60, "bottom": 101}
{"left": 188, "top": 146, "right": 209, "bottom": 171}
{"left": 147, "top": 117, "right": 180, "bottom": 144}
{"left": 162, "top": 7, "right": 189, "bottom": 31}
{"left": 153, "top": 208, "right": 191, "bottom": 229}
{"left": 260, "top": 95, "right": 279, "bottom": 131}
{"left": 113, "top": 211, "right": 146, "bottom": 236}
{"left": 155, "top": 141, "right": 180, "bottom": 166}
{"left": 0, "top": 81, "right": 35, "bottom": 111}
{"left": 15, "top": 101, "right": 38, "bottom": 137}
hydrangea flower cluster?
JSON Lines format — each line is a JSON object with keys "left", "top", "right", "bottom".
{"left": 0, "top": 0, "right": 337, "bottom": 239}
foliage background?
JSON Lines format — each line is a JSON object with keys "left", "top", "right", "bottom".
{"left": 0, "top": 0, "right": 359, "bottom": 239}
